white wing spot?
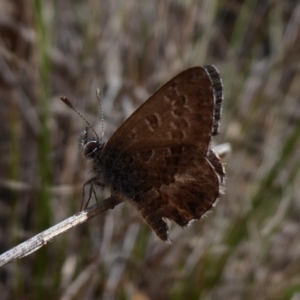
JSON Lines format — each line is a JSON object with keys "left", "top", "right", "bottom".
{"left": 164, "top": 95, "right": 171, "bottom": 102}
{"left": 170, "top": 122, "right": 177, "bottom": 129}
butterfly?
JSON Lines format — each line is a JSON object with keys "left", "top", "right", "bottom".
{"left": 61, "top": 65, "right": 225, "bottom": 242}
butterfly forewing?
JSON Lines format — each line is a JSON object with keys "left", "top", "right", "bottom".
{"left": 92, "top": 65, "right": 224, "bottom": 242}
{"left": 105, "top": 67, "right": 218, "bottom": 156}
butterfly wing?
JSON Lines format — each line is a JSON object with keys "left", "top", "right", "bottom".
{"left": 105, "top": 65, "right": 222, "bottom": 156}
{"left": 127, "top": 147, "right": 224, "bottom": 242}
{"left": 101, "top": 65, "right": 224, "bottom": 241}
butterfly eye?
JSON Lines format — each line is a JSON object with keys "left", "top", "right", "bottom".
{"left": 84, "top": 141, "right": 100, "bottom": 158}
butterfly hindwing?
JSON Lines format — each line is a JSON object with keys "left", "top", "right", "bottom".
{"left": 126, "top": 146, "right": 224, "bottom": 241}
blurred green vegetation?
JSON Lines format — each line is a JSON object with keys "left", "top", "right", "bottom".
{"left": 0, "top": 0, "right": 300, "bottom": 299}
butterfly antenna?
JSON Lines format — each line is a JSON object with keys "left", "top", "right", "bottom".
{"left": 60, "top": 96, "right": 100, "bottom": 142}
{"left": 96, "top": 88, "right": 104, "bottom": 141}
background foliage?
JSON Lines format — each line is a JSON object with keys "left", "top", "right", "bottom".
{"left": 0, "top": 0, "right": 300, "bottom": 299}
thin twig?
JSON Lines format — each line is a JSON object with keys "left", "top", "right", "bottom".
{"left": 0, "top": 197, "right": 124, "bottom": 267}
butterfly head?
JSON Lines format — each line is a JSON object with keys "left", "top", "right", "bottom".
{"left": 80, "top": 127, "right": 105, "bottom": 159}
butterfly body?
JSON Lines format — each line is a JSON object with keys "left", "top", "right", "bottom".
{"left": 81, "top": 65, "right": 225, "bottom": 242}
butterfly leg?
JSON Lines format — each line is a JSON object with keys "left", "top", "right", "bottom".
{"left": 82, "top": 177, "right": 105, "bottom": 211}
{"left": 91, "top": 184, "right": 98, "bottom": 206}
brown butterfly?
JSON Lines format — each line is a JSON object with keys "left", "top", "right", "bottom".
{"left": 62, "top": 65, "right": 225, "bottom": 242}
